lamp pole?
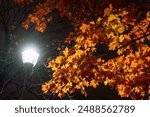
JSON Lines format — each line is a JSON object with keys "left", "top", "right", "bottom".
{"left": 21, "top": 63, "right": 33, "bottom": 99}
{"left": 21, "top": 48, "right": 39, "bottom": 99}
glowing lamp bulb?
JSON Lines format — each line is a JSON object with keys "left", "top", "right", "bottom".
{"left": 22, "top": 48, "right": 39, "bottom": 67}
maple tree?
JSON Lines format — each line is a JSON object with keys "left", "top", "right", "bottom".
{"left": 17, "top": 0, "right": 150, "bottom": 99}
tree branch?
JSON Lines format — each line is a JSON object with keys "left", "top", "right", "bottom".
{"left": 118, "top": 33, "right": 150, "bottom": 50}
{"left": 100, "top": 33, "right": 150, "bottom": 59}
{"left": 85, "top": 0, "right": 93, "bottom": 12}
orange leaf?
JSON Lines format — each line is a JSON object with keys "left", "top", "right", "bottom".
{"left": 90, "top": 80, "right": 97, "bottom": 88}
{"left": 80, "top": 23, "right": 90, "bottom": 33}
{"left": 55, "top": 56, "right": 63, "bottom": 64}
{"left": 130, "top": 61, "right": 138, "bottom": 68}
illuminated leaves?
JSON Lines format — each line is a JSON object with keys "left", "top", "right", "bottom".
{"left": 20, "top": 0, "right": 150, "bottom": 99}
{"left": 117, "top": 84, "right": 130, "bottom": 97}
{"left": 104, "top": 4, "right": 113, "bottom": 16}
{"left": 103, "top": 45, "right": 150, "bottom": 99}
{"left": 90, "top": 80, "right": 98, "bottom": 88}
{"left": 146, "top": 11, "right": 150, "bottom": 22}
{"left": 80, "top": 24, "right": 90, "bottom": 33}
{"left": 63, "top": 47, "right": 69, "bottom": 57}
{"left": 48, "top": 5, "right": 150, "bottom": 99}
{"left": 108, "top": 40, "right": 118, "bottom": 50}
{"left": 119, "top": 35, "right": 124, "bottom": 43}
{"left": 130, "top": 61, "right": 138, "bottom": 68}
{"left": 45, "top": 5, "right": 150, "bottom": 99}
{"left": 42, "top": 82, "right": 50, "bottom": 93}
{"left": 55, "top": 56, "right": 63, "bottom": 64}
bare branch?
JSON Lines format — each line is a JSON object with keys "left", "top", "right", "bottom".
{"left": 0, "top": 79, "right": 11, "bottom": 94}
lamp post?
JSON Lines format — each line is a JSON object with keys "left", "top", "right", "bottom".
{"left": 21, "top": 48, "right": 39, "bottom": 99}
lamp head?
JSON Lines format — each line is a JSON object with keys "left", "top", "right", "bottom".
{"left": 22, "top": 48, "right": 39, "bottom": 67}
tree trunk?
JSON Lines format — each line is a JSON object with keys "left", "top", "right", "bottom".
{"left": 3, "top": 25, "right": 9, "bottom": 50}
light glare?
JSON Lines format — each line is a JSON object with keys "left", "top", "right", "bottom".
{"left": 22, "top": 48, "right": 39, "bottom": 66}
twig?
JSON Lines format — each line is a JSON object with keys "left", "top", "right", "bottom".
{"left": 0, "top": 79, "right": 11, "bottom": 94}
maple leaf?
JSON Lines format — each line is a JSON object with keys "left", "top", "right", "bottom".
{"left": 119, "top": 35, "right": 124, "bottom": 42}
{"left": 92, "top": 33, "right": 99, "bottom": 43}
{"left": 90, "top": 80, "right": 97, "bottom": 88}
{"left": 48, "top": 60, "right": 55, "bottom": 68}
{"left": 96, "top": 17, "right": 102, "bottom": 24}
{"left": 117, "top": 25, "right": 124, "bottom": 33}
{"left": 42, "top": 82, "right": 50, "bottom": 93}
{"left": 117, "top": 84, "right": 129, "bottom": 97}
{"left": 22, "top": 22, "right": 29, "bottom": 29}
{"left": 108, "top": 14, "right": 117, "bottom": 22}
{"left": 82, "top": 79, "right": 89, "bottom": 87}
{"left": 104, "top": 4, "right": 113, "bottom": 16}
{"left": 117, "top": 49, "right": 123, "bottom": 55}
{"left": 63, "top": 47, "right": 69, "bottom": 56}
{"left": 90, "top": 21, "right": 95, "bottom": 25}
{"left": 80, "top": 23, "right": 90, "bottom": 33}
{"left": 130, "top": 61, "right": 138, "bottom": 68}
{"left": 55, "top": 56, "right": 63, "bottom": 64}
{"left": 108, "top": 41, "right": 117, "bottom": 50}
{"left": 146, "top": 11, "right": 150, "bottom": 21}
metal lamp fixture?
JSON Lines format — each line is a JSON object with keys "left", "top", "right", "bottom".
{"left": 21, "top": 48, "right": 39, "bottom": 99}
{"left": 22, "top": 48, "right": 39, "bottom": 67}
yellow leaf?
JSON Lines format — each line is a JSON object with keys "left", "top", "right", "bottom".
{"left": 73, "top": 64, "right": 78, "bottom": 69}
{"left": 63, "top": 47, "right": 69, "bottom": 56}
{"left": 108, "top": 14, "right": 117, "bottom": 22}
{"left": 80, "top": 23, "right": 90, "bottom": 33}
{"left": 67, "top": 56, "right": 73, "bottom": 62}
{"left": 96, "top": 17, "right": 102, "bottom": 24}
{"left": 73, "top": 76, "right": 80, "bottom": 83}
{"left": 122, "top": 11, "right": 128, "bottom": 15}
{"left": 107, "top": 32, "right": 114, "bottom": 38}
{"left": 117, "top": 49, "right": 122, "bottom": 55}
{"left": 119, "top": 35, "right": 124, "bottom": 42}
{"left": 42, "top": 82, "right": 50, "bottom": 93}
{"left": 75, "top": 49, "right": 84, "bottom": 57}
{"left": 65, "top": 63, "right": 69, "bottom": 68}
{"left": 90, "top": 21, "right": 95, "bottom": 25}
{"left": 55, "top": 56, "right": 63, "bottom": 64}
{"left": 104, "top": 80, "right": 108, "bottom": 85}
{"left": 76, "top": 35, "right": 84, "bottom": 42}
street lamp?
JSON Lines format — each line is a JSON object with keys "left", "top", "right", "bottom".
{"left": 21, "top": 48, "right": 39, "bottom": 99}
{"left": 22, "top": 48, "right": 39, "bottom": 67}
